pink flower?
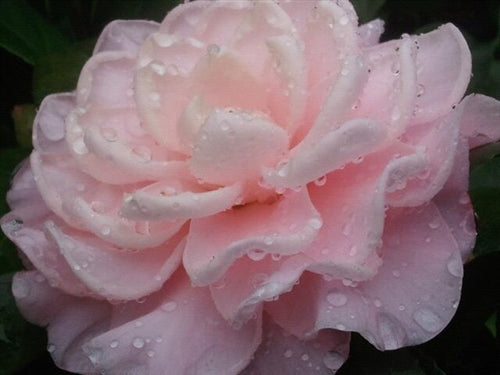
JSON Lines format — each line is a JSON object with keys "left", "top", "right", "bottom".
{"left": 2, "top": 0, "right": 500, "bottom": 374}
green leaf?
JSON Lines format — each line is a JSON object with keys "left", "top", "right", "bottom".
{"left": 12, "top": 104, "right": 36, "bottom": 149}
{"left": 469, "top": 155, "right": 500, "bottom": 256}
{"left": 32, "top": 39, "right": 94, "bottom": 104}
{"left": 351, "top": 0, "right": 386, "bottom": 24}
{"left": 0, "top": 0, "right": 70, "bottom": 65}
{"left": 485, "top": 312, "right": 497, "bottom": 338}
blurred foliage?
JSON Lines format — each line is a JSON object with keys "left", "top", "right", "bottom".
{"left": 0, "top": 0, "right": 499, "bottom": 374}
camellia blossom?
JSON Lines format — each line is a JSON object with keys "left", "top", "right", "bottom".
{"left": 2, "top": 0, "right": 500, "bottom": 374}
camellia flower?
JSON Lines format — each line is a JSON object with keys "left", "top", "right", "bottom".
{"left": 2, "top": 0, "right": 500, "bottom": 374}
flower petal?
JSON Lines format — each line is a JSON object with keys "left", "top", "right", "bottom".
{"left": 94, "top": 20, "right": 159, "bottom": 54}
{"left": 267, "top": 203, "right": 463, "bottom": 350}
{"left": 45, "top": 221, "right": 186, "bottom": 300}
{"left": 411, "top": 23, "right": 471, "bottom": 124}
{"left": 458, "top": 94, "right": 500, "bottom": 148}
{"left": 84, "top": 269, "right": 262, "bottom": 375}
{"left": 184, "top": 189, "right": 321, "bottom": 287}
{"left": 263, "top": 118, "right": 387, "bottom": 190}
{"left": 189, "top": 108, "right": 289, "bottom": 186}
{"left": 12, "top": 271, "right": 111, "bottom": 374}
{"left": 358, "top": 19, "right": 385, "bottom": 48}
{"left": 242, "top": 315, "right": 350, "bottom": 375}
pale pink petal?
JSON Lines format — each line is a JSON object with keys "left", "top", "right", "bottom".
{"left": 411, "top": 24, "right": 471, "bottom": 124}
{"left": 267, "top": 203, "right": 463, "bottom": 351}
{"left": 45, "top": 221, "right": 186, "bottom": 300}
{"left": 12, "top": 271, "right": 110, "bottom": 374}
{"left": 83, "top": 270, "right": 262, "bottom": 375}
{"left": 30, "top": 152, "right": 184, "bottom": 249}
{"left": 242, "top": 315, "right": 350, "bottom": 375}
{"left": 350, "top": 36, "right": 417, "bottom": 135}
{"left": 121, "top": 181, "right": 243, "bottom": 222}
{"left": 433, "top": 137, "right": 476, "bottom": 260}
{"left": 458, "top": 94, "right": 500, "bottom": 148}
{"left": 184, "top": 189, "right": 321, "bottom": 286}
{"left": 189, "top": 108, "right": 289, "bottom": 186}
{"left": 358, "top": 19, "right": 385, "bottom": 48}
{"left": 160, "top": 0, "right": 252, "bottom": 46}
{"left": 65, "top": 107, "right": 186, "bottom": 185}
{"left": 94, "top": 20, "right": 159, "bottom": 54}
{"left": 388, "top": 108, "right": 460, "bottom": 207}
{"left": 33, "top": 93, "right": 74, "bottom": 155}
{"left": 263, "top": 118, "right": 387, "bottom": 190}
{"left": 76, "top": 51, "right": 136, "bottom": 109}
{"left": 296, "top": 54, "right": 368, "bottom": 149}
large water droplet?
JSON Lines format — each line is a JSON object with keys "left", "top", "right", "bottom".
{"left": 446, "top": 258, "right": 462, "bottom": 277}
{"left": 326, "top": 292, "right": 347, "bottom": 307}
{"left": 308, "top": 217, "right": 323, "bottom": 230}
{"left": 413, "top": 308, "right": 442, "bottom": 332}
{"left": 323, "top": 352, "right": 344, "bottom": 370}
{"left": 132, "top": 337, "right": 145, "bottom": 349}
{"left": 283, "top": 349, "right": 293, "bottom": 358}
{"left": 248, "top": 249, "right": 267, "bottom": 261}
{"left": 161, "top": 301, "right": 177, "bottom": 312}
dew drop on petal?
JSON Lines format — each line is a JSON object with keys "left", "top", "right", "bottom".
{"left": 413, "top": 308, "right": 442, "bottom": 332}
{"left": 284, "top": 349, "right": 293, "bottom": 358}
{"left": 110, "top": 340, "right": 119, "bottom": 348}
{"left": 132, "top": 337, "right": 145, "bottom": 349}
{"left": 446, "top": 258, "right": 462, "bottom": 277}
{"left": 308, "top": 217, "right": 323, "bottom": 230}
{"left": 314, "top": 175, "right": 327, "bottom": 186}
{"left": 47, "top": 343, "right": 56, "bottom": 353}
{"left": 161, "top": 301, "right": 177, "bottom": 312}
{"left": 326, "top": 292, "right": 347, "bottom": 307}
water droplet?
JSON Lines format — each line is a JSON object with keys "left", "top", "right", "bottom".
{"left": 284, "top": 349, "right": 293, "bottom": 358}
{"left": 446, "top": 258, "right": 462, "bottom": 277}
{"left": 132, "top": 337, "right": 145, "bottom": 349}
{"left": 147, "top": 350, "right": 155, "bottom": 358}
{"left": 301, "top": 354, "right": 310, "bottom": 361}
{"left": 101, "top": 127, "right": 118, "bottom": 142}
{"left": 150, "top": 62, "right": 166, "bottom": 76}
{"left": 271, "top": 253, "right": 282, "bottom": 261}
{"left": 100, "top": 226, "right": 111, "bottom": 236}
{"left": 398, "top": 304, "right": 406, "bottom": 311}
{"left": 373, "top": 299, "right": 382, "bottom": 308}
{"left": 351, "top": 99, "right": 361, "bottom": 110}
{"left": 323, "top": 352, "right": 344, "bottom": 370}
{"left": 149, "top": 92, "right": 160, "bottom": 102}
{"left": 161, "top": 301, "right": 177, "bottom": 312}
{"left": 392, "top": 270, "right": 400, "bottom": 278}
{"left": 327, "top": 292, "right": 347, "bottom": 307}
{"left": 248, "top": 249, "right": 266, "bottom": 261}
{"left": 340, "top": 68, "right": 349, "bottom": 76}
{"left": 413, "top": 308, "right": 442, "bottom": 332}
{"left": 452, "top": 300, "right": 459, "bottom": 309}
{"left": 132, "top": 146, "right": 152, "bottom": 162}
{"left": 348, "top": 245, "right": 358, "bottom": 256}
{"left": 308, "top": 217, "right": 323, "bottom": 230}
{"left": 263, "top": 236, "right": 274, "bottom": 245}
{"left": 339, "top": 15, "right": 349, "bottom": 26}
{"left": 47, "top": 343, "right": 56, "bottom": 353}
{"left": 314, "top": 175, "right": 327, "bottom": 186}
{"left": 390, "top": 61, "right": 400, "bottom": 75}
{"left": 417, "top": 84, "right": 426, "bottom": 97}
{"left": 72, "top": 138, "right": 88, "bottom": 155}
{"left": 428, "top": 218, "right": 441, "bottom": 229}
{"left": 12, "top": 277, "right": 30, "bottom": 299}
{"left": 110, "top": 340, "right": 119, "bottom": 348}
{"left": 207, "top": 44, "right": 220, "bottom": 55}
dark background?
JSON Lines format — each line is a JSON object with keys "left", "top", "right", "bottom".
{"left": 0, "top": 1, "right": 499, "bottom": 374}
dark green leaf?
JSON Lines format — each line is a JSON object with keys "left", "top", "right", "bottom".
{"left": 0, "top": 0, "right": 69, "bottom": 65}
{"left": 351, "top": 0, "right": 386, "bottom": 24}
{"left": 469, "top": 156, "right": 500, "bottom": 256}
{"left": 12, "top": 104, "right": 36, "bottom": 149}
{"left": 32, "top": 39, "right": 94, "bottom": 104}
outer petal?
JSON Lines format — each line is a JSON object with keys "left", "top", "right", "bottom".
{"left": 184, "top": 189, "right": 321, "bottom": 287}
{"left": 44, "top": 221, "right": 187, "bottom": 301}
{"left": 12, "top": 271, "right": 111, "bottom": 374}
{"left": 242, "top": 315, "right": 350, "bottom": 375}
{"left": 458, "top": 94, "right": 500, "bottom": 148}
{"left": 83, "top": 270, "right": 262, "bottom": 375}
{"left": 267, "top": 203, "right": 463, "bottom": 351}
{"left": 94, "top": 20, "right": 159, "bottom": 54}
{"left": 411, "top": 24, "right": 471, "bottom": 124}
